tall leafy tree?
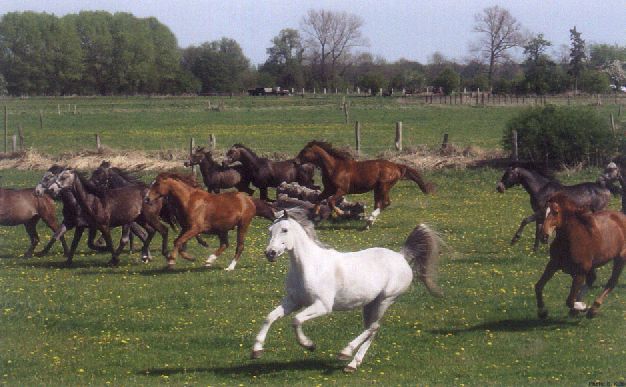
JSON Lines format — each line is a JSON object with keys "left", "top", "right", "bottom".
{"left": 523, "top": 34, "right": 554, "bottom": 94}
{"left": 260, "top": 28, "right": 305, "bottom": 89}
{"left": 569, "top": 26, "right": 587, "bottom": 92}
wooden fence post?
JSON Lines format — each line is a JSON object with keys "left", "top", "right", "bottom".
{"left": 11, "top": 135, "right": 16, "bottom": 153}
{"left": 441, "top": 133, "right": 449, "bottom": 153}
{"left": 209, "top": 133, "right": 216, "bottom": 150}
{"left": 355, "top": 121, "right": 361, "bottom": 155}
{"left": 512, "top": 130, "right": 518, "bottom": 161}
{"left": 17, "top": 124, "right": 24, "bottom": 150}
{"left": 189, "top": 137, "right": 196, "bottom": 174}
{"left": 4, "top": 106, "right": 7, "bottom": 153}
{"left": 39, "top": 110, "right": 43, "bottom": 130}
{"left": 395, "top": 122, "right": 403, "bottom": 151}
{"left": 57, "top": 104, "right": 61, "bottom": 116}
{"left": 611, "top": 114, "right": 616, "bottom": 135}
{"left": 95, "top": 134, "right": 101, "bottom": 152}
{"left": 343, "top": 102, "right": 349, "bottom": 124}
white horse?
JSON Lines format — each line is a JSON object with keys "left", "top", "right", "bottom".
{"left": 251, "top": 210, "right": 442, "bottom": 372}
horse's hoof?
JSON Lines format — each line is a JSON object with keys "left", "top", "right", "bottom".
{"left": 337, "top": 352, "right": 352, "bottom": 361}
{"left": 305, "top": 343, "right": 316, "bottom": 352}
{"left": 537, "top": 309, "right": 548, "bottom": 319}
{"left": 510, "top": 237, "right": 520, "bottom": 245}
{"left": 33, "top": 251, "right": 46, "bottom": 258}
{"left": 108, "top": 259, "right": 120, "bottom": 267}
{"left": 343, "top": 365, "right": 357, "bottom": 373}
{"left": 250, "top": 350, "right": 263, "bottom": 359}
{"left": 586, "top": 308, "right": 598, "bottom": 319}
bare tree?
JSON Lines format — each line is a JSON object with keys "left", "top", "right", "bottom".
{"left": 301, "top": 9, "right": 368, "bottom": 87}
{"left": 471, "top": 5, "right": 524, "bottom": 88}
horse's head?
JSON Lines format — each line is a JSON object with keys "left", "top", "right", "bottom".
{"left": 46, "top": 168, "right": 76, "bottom": 197}
{"left": 144, "top": 176, "right": 169, "bottom": 204}
{"left": 541, "top": 192, "right": 586, "bottom": 242}
{"left": 599, "top": 161, "right": 622, "bottom": 185}
{"left": 90, "top": 163, "right": 111, "bottom": 189}
{"left": 223, "top": 146, "right": 242, "bottom": 166}
{"left": 184, "top": 147, "right": 207, "bottom": 168}
{"left": 294, "top": 145, "right": 318, "bottom": 166}
{"left": 496, "top": 166, "right": 521, "bottom": 193}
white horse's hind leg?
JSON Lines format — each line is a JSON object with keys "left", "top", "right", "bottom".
{"left": 251, "top": 297, "right": 298, "bottom": 359}
{"left": 292, "top": 300, "right": 329, "bottom": 351}
{"left": 342, "top": 297, "right": 395, "bottom": 372}
{"left": 365, "top": 208, "right": 381, "bottom": 228}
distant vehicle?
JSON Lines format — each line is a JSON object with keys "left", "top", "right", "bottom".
{"left": 248, "top": 87, "right": 290, "bottom": 96}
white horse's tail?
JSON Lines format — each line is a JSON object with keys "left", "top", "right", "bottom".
{"left": 402, "top": 224, "right": 443, "bottom": 297}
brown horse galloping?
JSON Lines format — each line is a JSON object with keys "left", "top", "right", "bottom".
{"left": 538, "top": 192, "right": 626, "bottom": 318}
{"left": 0, "top": 186, "right": 68, "bottom": 257}
{"left": 144, "top": 172, "right": 256, "bottom": 270}
{"left": 294, "top": 141, "right": 435, "bottom": 227}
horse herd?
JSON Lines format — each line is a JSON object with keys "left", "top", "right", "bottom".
{"left": 1, "top": 141, "right": 625, "bottom": 372}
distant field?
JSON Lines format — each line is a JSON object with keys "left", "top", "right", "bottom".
{"left": 0, "top": 96, "right": 625, "bottom": 385}
{"left": 6, "top": 95, "right": 622, "bottom": 157}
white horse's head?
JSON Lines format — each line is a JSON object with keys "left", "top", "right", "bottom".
{"left": 265, "top": 217, "right": 296, "bottom": 262}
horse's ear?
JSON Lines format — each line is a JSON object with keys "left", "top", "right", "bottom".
{"left": 549, "top": 201, "right": 560, "bottom": 214}
{"left": 99, "top": 160, "right": 111, "bottom": 168}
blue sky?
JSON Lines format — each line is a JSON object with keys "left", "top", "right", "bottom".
{"left": 1, "top": 0, "right": 624, "bottom": 65}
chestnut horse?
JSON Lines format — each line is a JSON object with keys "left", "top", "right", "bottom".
{"left": 538, "top": 192, "right": 626, "bottom": 318}
{"left": 294, "top": 141, "right": 435, "bottom": 227}
{"left": 144, "top": 172, "right": 256, "bottom": 270}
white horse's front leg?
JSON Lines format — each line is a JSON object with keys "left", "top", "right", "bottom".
{"left": 251, "top": 297, "right": 298, "bottom": 359}
{"left": 345, "top": 329, "right": 378, "bottom": 372}
{"left": 292, "top": 300, "right": 330, "bottom": 351}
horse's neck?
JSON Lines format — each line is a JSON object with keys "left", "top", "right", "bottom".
{"left": 288, "top": 227, "right": 330, "bottom": 282}
{"left": 200, "top": 156, "right": 218, "bottom": 174}
{"left": 71, "top": 176, "right": 100, "bottom": 217}
{"left": 165, "top": 179, "right": 195, "bottom": 211}
{"left": 518, "top": 169, "right": 553, "bottom": 194}
{"left": 238, "top": 148, "right": 262, "bottom": 168}
{"left": 314, "top": 149, "right": 338, "bottom": 175}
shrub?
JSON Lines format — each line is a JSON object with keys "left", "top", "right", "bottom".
{"left": 502, "top": 105, "right": 620, "bottom": 167}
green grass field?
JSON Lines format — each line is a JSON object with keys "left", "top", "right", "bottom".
{"left": 0, "top": 97, "right": 625, "bottom": 385}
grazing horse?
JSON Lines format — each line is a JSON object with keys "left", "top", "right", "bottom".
{"left": 0, "top": 183, "right": 67, "bottom": 257}
{"left": 144, "top": 172, "right": 256, "bottom": 270}
{"left": 224, "top": 144, "right": 317, "bottom": 201}
{"left": 37, "top": 167, "right": 168, "bottom": 266}
{"left": 251, "top": 210, "right": 442, "bottom": 372}
{"left": 537, "top": 192, "right": 625, "bottom": 318}
{"left": 294, "top": 141, "right": 434, "bottom": 227}
{"left": 184, "top": 147, "right": 254, "bottom": 194}
{"left": 496, "top": 162, "right": 612, "bottom": 251}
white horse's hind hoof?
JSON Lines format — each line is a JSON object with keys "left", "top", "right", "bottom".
{"left": 337, "top": 352, "right": 352, "bottom": 361}
{"left": 343, "top": 365, "right": 357, "bottom": 373}
{"left": 574, "top": 301, "right": 587, "bottom": 311}
{"left": 251, "top": 349, "right": 263, "bottom": 359}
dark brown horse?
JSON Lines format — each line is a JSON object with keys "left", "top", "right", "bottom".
{"left": 0, "top": 184, "right": 67, "bottom": 257}
{"left": 224, "top": 144, "right": 317, "bottom": 201}
{"left": 294, "top": 141, "right": 434, "bottom": 227}
{"left": 38, "top": 167, "right": 169, "bottom": 266}
{"left": 184, "top": 147, "right": 254, "bottom": 194}
{"left": 144, "top": 172, "right": 256, "bottom": 270}
{"left": 537, "top": 192, "right": 626, "bottom": 318}
{"left": 497, "top": 161, "right": 613, "bottom": 251}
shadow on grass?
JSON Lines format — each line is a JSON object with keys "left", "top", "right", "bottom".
{"left": 139, "top": 358, "right": 341, "bottom": 377}
{"left": 429, "top": 317, "right": 582, "bottom": 335}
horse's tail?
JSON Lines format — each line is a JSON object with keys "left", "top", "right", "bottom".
{"left": 402, "top": 224, "right": 443, "bottom": 297}
{"left": 252, "top": 198, "right": 277, "bottom": 220}
{"left": 400, "top": 164, "right": 435, "bottom": 194}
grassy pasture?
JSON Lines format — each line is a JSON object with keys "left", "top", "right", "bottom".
{"left": 0, "top": 96, "right": 625, "bottom": 385}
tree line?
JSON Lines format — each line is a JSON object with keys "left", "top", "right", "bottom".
{"left": 0, "top": 8, "right": 624, "bottom": 96}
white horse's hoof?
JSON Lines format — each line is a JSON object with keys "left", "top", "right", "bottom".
{"left": 573, "top": 301, "right": 587, "bottom": 311}
{"left": 343, "top": 365, "right": 357, "bottom": 373}
{"left": 337, "top": 352, "right": 352, "bottom": 361}
{"left": 251, "top": 349, "right": 263, "bottom": 359}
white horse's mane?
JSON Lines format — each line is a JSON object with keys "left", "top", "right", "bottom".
{"left": 273, "top": 207, "right": 328, "bottom": 248}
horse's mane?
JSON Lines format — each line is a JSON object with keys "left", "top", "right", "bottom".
{"left": 232, "top": 143, "right": 258, "bottom": 158}
{"left": 276, "top": 208, "right": 328, "bottom": 248}
{"left": 156, "top": 172, "right": 200, "bottom": 188}
{"left": 304, "top": 141, "right": 353, "bottom": 160}
{"left": 75, "top": 170, "right": 106, "bottom": 197}
{"left": 108, "top": 166, "right": 144, "bottom": 186}
{"left": 509, "top": 161, "right": 556, "bottom": 180}
{"left": 48, "top": 165, "right": 66, "bottom": 174}
{"left": 549, "top": 192, "right": 595, "bottom": 231}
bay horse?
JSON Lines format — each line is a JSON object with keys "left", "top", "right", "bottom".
{"left": 37, "top": 167, "right": 169, "bottom": 266}
{"left": 294, "top": 141, "right": 434, "bottom": 227}
{"left": 537, "top": 192, "right": 625, "bottom": 318}
{"left": 224, "top": 144, "right": 317, "bottom": 201}
{"left": 252, "top": 209, "right": 442, "bottom": 372}
{"left": 144, "top": 172, "right": 256, "bottom": 270}
{"left": 184, "top": 147, "right": 254, "bottom": 194}
{"left": 0, "top": 183, "right": 67, "bottom": 257}
{"left": 496, "top": 161, "right": 612, "bottom": 251}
